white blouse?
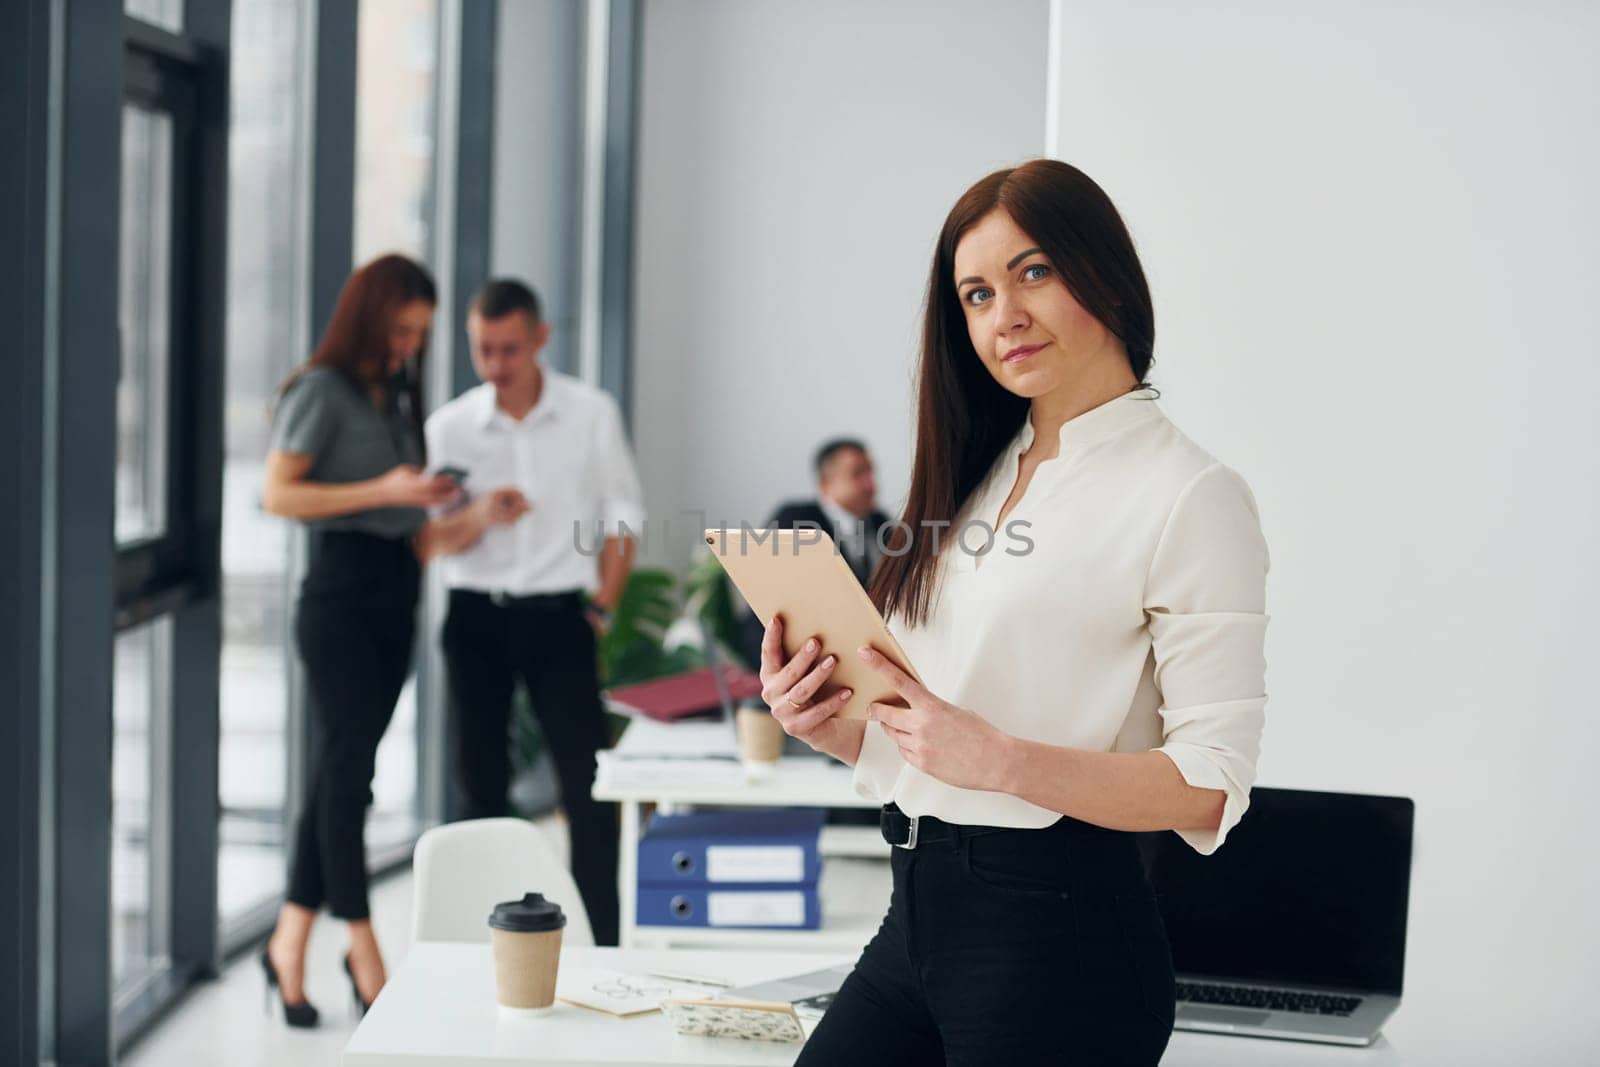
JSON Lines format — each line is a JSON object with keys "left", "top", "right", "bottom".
{"left": 853, "top": 388, "right": 1270, "bottom": 855}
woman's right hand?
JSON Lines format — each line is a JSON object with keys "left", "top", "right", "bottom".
{"left": 760, "top": 614, "right": 859, "bottom": 762}
{"left": 377, "top": 465, "right": 460, "bottom": 509}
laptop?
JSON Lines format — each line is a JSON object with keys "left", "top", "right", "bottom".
{"left": 1137, "top": 786, "right": 1414, "bottom": 1046}
{"left": 719, "top": 965, "right": 854, "bottom": 1022}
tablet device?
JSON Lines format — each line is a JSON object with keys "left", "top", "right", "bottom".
{"left": 703, "top": 527, "right": 920, "bottom": 721}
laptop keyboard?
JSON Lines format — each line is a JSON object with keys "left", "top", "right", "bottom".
{"left": 1175, "top": 981, "right": 1362, "bottom": 1016}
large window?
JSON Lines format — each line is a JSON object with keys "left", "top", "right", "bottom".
{"left": 217, "top": 0, "right": 309, "bottom": 935}
{"left": 113, "top": 12, "right": 209, "bottom": 1041}
{"left": 354, "top": 0, "right": 440, "bottom": 263}
{"left": 114, "top": 83, "right": 188, "bottom": 1012}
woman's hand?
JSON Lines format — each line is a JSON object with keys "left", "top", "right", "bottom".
{"left": 759, "top": 614, "right": 861, "bottom": 764}
{"left": 859, "top": 646, "right": 1013, "bottom": 792}
{"left": 378, "top": 465, "right": 460, "bottom": 509}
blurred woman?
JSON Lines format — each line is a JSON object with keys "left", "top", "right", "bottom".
{"left": 259, "top": 254, "right": 458, "bottom": 1026}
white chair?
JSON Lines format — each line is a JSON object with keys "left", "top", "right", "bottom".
{"left": 410, "top": 818, "right": 595, "bottom": 946}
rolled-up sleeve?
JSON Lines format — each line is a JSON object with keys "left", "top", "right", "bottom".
{"left": 1145, "top": 462, "right": 1270, "bottom": 855}
{"left": 594, "top": 395, "right": 646, "bottom": 537}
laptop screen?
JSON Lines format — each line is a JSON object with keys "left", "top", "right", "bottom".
{"left": 1137, "top": 787, "right": 1413, "bottom": 996}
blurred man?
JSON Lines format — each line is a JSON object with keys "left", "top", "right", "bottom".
{"left": 421, "top": 278, "right": 643, "bottom": 946}
{"left": 737, "top": 438, "right": 890, "bottom": 668}
{"left": 775, "top": 439, "right": 889, "bottom": 584}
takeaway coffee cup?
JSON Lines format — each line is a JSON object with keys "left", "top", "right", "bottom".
{"left": 737, "top": 703, "right": 786, "bottom": 768}
{"left": 487, "top": 893, "right": 566, "bottom": 1011}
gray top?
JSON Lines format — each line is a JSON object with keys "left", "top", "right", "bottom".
{"left": 269, "top": 366, "right": 426, "bottom": 538}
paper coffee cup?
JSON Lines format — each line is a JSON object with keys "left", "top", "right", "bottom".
{"left": 488, "top": 893, "right": 566, "bottom": 1010}
{"left": 737, "top": 705, "right": 785, "bottom": 766}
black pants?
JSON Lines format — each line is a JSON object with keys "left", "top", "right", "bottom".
{"left": 440, "top": 589, "right": 620, "bottom": 946}
{"left": 286, "top": 530, "right": 420, "bottom": 921}
{"left": 799, "top": 810, "right": 1175, "bottom": 1066}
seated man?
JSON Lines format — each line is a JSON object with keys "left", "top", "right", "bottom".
{"left": 735, "top": 437, "right": 889, "bottom": 671}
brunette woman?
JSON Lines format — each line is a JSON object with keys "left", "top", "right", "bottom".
{"left": 259, "top": 254, "right": 458, "bottom": 1025}
{"left": 768, "top": 161, "right": 1270, "bottom": 1065}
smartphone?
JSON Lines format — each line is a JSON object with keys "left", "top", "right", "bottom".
{"left": 433, "top": 465, "right": 469, "bottom": 484}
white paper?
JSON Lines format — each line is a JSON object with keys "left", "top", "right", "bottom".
{"left": 611, "top": 717, "right": 739, "bottom": 760}
{"left": 707, "top": 892, "right": 808, "bottom": 927}
{"left": 706, "top": 845, "right": 806, "bottom": 883}
{"left": 555, "top": 967, "right": 724, "bottom": 1017}
{"left": 594, "top": 751, "right": 746, "bottom": 789}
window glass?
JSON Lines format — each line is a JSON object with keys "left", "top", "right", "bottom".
{"left": 218, "top": 0, "right": 308, "bottom": 929}
{"left": 353, "top": 0, "right": 440, "bottom": 263}
{"left": 354, "top": 0, "right": 441, "bottom": 849}
{"left": 125, "top": 0, "right": 183, "bottom": 33}
{"left": 112, "top": 618, "right": 174, "bottom": 990}
{"left": 116, "top": 105, "right": 174, "bottom": 545}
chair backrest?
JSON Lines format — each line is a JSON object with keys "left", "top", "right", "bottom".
{"left": 411, "top": 818, "right": 594, "bottom": 946}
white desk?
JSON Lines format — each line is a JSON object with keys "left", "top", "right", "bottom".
{"left": 594, "top": 719, "right": 883, "bottom": 950}
{"left": 343, "top": 943, "right": 845, "bottom": 1067}
{"left": 344, "top": 942, "right": 1408, "bottom": 1066}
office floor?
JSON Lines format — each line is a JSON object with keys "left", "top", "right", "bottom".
{"left": 124, "top": 871, "right": 415, "bottom": 1067}
{"left": 126, "top": 815, "right": 567, "bottom": 1067}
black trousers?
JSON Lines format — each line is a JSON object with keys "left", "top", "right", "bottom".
{"left": 286, "top": 530, "right": 420, "bottom": 921}
{"left": 799, "top": 810, "right": 1175, "bottom": 1066}
{"left": 440, "top": 589, "right": 620, "bottom": 946}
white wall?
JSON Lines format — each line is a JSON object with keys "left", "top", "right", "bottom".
{"left": 632, "top": 0, "right": 1050, "bottom": 570}
{"left": 1053, "top": 2, "right": 1599, "bottom": 1060}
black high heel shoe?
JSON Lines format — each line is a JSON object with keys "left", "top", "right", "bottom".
{"left": 260, "top": 947, "right": 320, "bottom": 1029}
{"left": 344, "top": 954, "right": 377, "bottom": 1017}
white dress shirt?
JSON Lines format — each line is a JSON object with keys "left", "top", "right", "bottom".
{"left": 853, "top": 388, "right": 1269, "bottom": 855}
{"left": 423, "top": 371, "right": 646, "bottom": 596}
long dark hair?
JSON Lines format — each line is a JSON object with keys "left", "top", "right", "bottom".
{"left": 867, "top": 160, "right": 1155, "bottom": 628}
{"left": 279, "top": 253, "right": 437, "bottom": 449}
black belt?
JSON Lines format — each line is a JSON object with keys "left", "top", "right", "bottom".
{"left": 879, "top": 804, "right": 1013, "bottom": 851}
{"left": 457, "top": 588, "right": 585, "bottom": 611}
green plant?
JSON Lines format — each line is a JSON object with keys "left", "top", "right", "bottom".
{"left": 682, "top": 547, "right": 746, "bottom": 667}
{"left": 597, "top": 567, "right": 695, "bottom": 687}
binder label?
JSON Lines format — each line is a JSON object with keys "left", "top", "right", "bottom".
{"left": 707, "top": 891, "right": 807, "bottom": 927}
{"left": 705, "top": 845, "right": 805, "bottom": 883}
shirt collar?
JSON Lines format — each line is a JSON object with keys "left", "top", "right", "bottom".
{"left": 478, "top": 368, "right": 562, "bottom": 430}
{"left": 1016, "top": 386, "right": 1161, "bottom": 452}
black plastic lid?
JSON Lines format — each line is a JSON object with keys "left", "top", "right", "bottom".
{"left": 487, "top": 892, "right": 567, "bottom": 933}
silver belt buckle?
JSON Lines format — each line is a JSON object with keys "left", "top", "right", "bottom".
{"left": 490, "top": 591, "right": 510, "bottom": 607}
{"left": 895, "top": 815, "right": 920, "bottom": 850}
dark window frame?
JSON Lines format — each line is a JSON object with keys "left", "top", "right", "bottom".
{"left": 115, "top": 17, "right": 209, "bottom": 629}
{"left": 99, "top": 3, "right": 231, "bottom": 1056}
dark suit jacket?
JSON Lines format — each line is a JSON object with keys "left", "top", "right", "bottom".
{"left": 734, "top": 499, "right": 891, "bottom": 668}
{"left": 767, "top": 500, "right": 892, "bottom": 583}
